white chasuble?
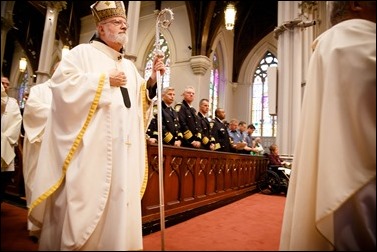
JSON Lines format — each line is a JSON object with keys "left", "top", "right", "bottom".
{"left": 29, "top": 41, "right": 151, "bottom": 250}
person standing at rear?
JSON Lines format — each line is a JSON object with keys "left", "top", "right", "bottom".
{"left": 178, "top": 86, "right": 202, "bottom": 149}
{"left": 147, "top": 86, "right": 183, "bottom": 146}
{"left": 1, "top": 77, "right": 22, "bottom": 203}
{"left": 211, "top": 108, "right": 232, "bottom": 152}
{"left": 197, "top": 98, "right": 215, "bottom": 150}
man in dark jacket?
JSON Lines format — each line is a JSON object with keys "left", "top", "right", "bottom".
{"left": 211, "top": 108, "right": 232, "bottom": 152}
{"left": 147, "top": 87, "right": 183, "bottom": 146}
{"left": 178, "top": 86, "right": 202, "bottom": 148}
{"left": 197, "top": 98, "right": 215, "bottom": 150}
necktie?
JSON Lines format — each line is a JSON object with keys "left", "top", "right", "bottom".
{"left": 120, "top": 87, "right": 131, "bottom": 108}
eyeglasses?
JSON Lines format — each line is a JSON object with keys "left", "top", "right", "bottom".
{"left": 101, "top": 20, "right": 129, "bottom": 29}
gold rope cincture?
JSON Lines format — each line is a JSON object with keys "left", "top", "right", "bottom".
{"left": 140, "top": 82, "right": 149, "bottom": 199}
{"left": 28, "top": 74, "right": 106, "bottom": 221}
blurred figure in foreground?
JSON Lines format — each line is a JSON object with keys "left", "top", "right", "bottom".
{"left": 280, "top": 1, "right": 376, "bottom": 250}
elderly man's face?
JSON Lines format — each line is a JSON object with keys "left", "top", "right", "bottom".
{"left": 100, "top": 17, "right": 128, "bottom": 46}
{"left": 1, "top": 77, "right": 10, "bottom": 93}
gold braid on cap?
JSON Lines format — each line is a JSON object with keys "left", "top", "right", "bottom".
{"left": 91, "top": 1, "right": 127, "bottom": 24}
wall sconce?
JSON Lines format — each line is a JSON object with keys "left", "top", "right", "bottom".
{"left": 224, "top": 3, "right": 236, "bottom": 31}
{"left": 19, "top": 57, "right": 27, "bottom": 73}
{"left": 62, "top": 45, "right": 70, "bottom": 58}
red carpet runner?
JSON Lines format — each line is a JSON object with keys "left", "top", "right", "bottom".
{"left": 1, "top": 193, "right": 286, "bottom": 251}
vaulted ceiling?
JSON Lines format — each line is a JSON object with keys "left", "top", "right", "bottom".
{"left": 3, "top": 1, "right": 277, "bottom": 82}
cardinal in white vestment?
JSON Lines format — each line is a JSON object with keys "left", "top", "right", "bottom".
{"left": 28, "top": 1, "right": 166, "bottom": 250}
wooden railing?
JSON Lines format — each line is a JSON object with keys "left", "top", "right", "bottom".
{"left": 142, "top": 144, "right": 268, "bottom": 224}
{"left": 6, "top": 140, "right": 268, "bottom": 225}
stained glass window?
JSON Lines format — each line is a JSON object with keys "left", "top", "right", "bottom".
{"left": 18, "top": 71, "right": 29, "bottom": 109}
{"left": 144, "top": 33, "right": 170, "bottom": 88}
{"left": 209, "top": 52, "right": 219, "bottom": 119}
{"left": 252, "top": 51, "right": 278, "bottom": 137}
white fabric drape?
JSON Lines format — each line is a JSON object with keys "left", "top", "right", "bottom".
{"left": 280, "top": 19, "right": 376, "bottom": 250}
{"left": 1, "top": 96, "right": 22, "bottom": 171}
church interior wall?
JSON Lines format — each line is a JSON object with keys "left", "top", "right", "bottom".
{"left": 1, "top": 1, "right": 331, "bottom": 157}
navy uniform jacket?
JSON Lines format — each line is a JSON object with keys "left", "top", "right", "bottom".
{"left": 178, "top": 100, "right": 203, "bottom": 148}
{"left": 198, "top": 112, "right": 215, "bottom": 149}
{"left": 146, "top": 102, "right": 183, "bottom": 145}
{"left": 211, "top": 117, "right": 232, "bottom": 152}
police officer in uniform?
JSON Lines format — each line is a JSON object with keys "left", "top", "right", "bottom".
{"left": 211, "top": 108, "right": 233, "bottom": 152}
{"left": 147, "top": 87, "right": 183, "bottom": 146}
{"left": 178, "top": 86, "right": 202, "bottom": 149}
{"left": 197, "top": 98, "right": 215, "bottom": 150}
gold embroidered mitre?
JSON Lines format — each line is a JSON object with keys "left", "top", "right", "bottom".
{"left": 90, "top": 1, "right": 127, "bottom": 24}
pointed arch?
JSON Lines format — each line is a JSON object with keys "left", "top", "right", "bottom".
{"left": 143, "top": 32, "right": 171, "bottom": 88}
{"left": 136, "top": 25, "right": 177, "bottom": 72}
{"left": 209, "top": 29, "right": 232, "bottom": 113}
{"left": 238, "top": 32, "right": 278, "bottom": 137}
{"left": 238, "top": 32, "right": 277, "bottom": 86}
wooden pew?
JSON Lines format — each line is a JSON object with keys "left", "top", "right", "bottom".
{"left": 142, "top": 144, "right": 268, "bottom": 224}
{"left": 6, "top": 139, "right": 268, "bottom": 227}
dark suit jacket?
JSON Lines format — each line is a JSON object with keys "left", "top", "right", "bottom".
{"left": 211, "top": 117, "right": 232, "bottom": 152}
{"left": 146, "top": 102, "right": 183, "bottom": 145}
{"left": 198, "top": 112, "right": 215, "bottom": 149}
{"left": 178, "top": 100, "right": 203, "bottom": 148}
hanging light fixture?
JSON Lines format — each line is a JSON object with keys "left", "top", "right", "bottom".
{"left": 62, "top": 45, "right": 70, "bottom": 58}
{"left": 19, "top": 57, "right": 27, "bottom": 72}
{"left": 224, "top": 2, "right": 236, "bottom": 31}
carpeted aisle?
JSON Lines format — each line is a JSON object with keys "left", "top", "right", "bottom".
{"left": 1, "top": 202, "right": 38, "bottom": 251}
{"left": 143, "top": 193, "right": 286, "bottom": 251}
{"left": 1, "top": 193, "right": 286, "bottom": 251}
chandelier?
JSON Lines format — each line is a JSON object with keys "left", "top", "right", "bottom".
{"left": 19, "top": 57, "right": 27, "bottom": 72}
{"left": 224, "top": 3, "right": 236, "bottom": 31}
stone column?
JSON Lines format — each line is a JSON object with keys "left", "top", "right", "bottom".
{"left": 35, "top": 2, "right": 66, "bottom": 84}
{"left": 188, "top": 55, "right": 212, "bottom": 108}
{"left": 275, "top": 1, "right": 319, "bottom": 156}
{"left": 1, "top": 1, "right": 15, "bottom": 73}
{"left": 275, "top": 1, "right": 304, "bottom": 156}
{"left": 124, "top": 1, "right": 141, "bottom": 62}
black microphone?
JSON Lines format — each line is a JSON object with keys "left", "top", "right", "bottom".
{"left": 120, "top": 87, "right": 131, "bottom": 108}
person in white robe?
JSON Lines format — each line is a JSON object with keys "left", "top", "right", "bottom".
{"left": 1, "top": 77, "right": 22, "bottom": 203}
{"left": 28, "top": 1, "right": 166, "bottom": 250}
{"left": 280, "top": 1, "right": 376, "bottom": 250}
{"left": 1, "top": 81, "right": 7, "bottom": 116}
{"left": 22, "top": 61, "right": 59, "bottom": 237}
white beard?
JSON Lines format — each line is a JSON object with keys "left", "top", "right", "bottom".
{"left": 104, "top": 29, "right": 128, "bottom": 47}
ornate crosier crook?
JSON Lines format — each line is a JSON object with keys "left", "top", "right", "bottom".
{"left": 154, "top": 8, "right": 174, "bottom": 252}
{"left": 155, "top": 8, "right": 174, "bottom": 58}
